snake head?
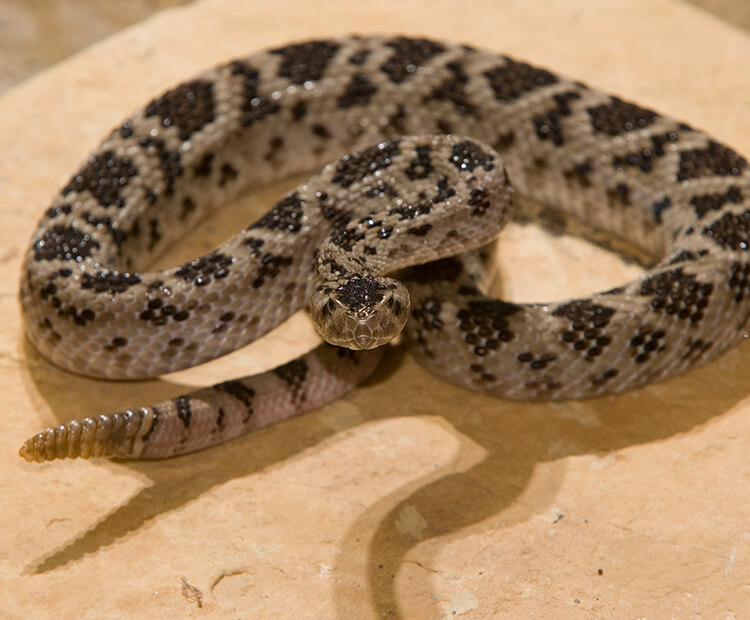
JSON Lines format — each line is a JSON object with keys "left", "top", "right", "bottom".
{"left": 310, "top": 276, "right": 410, "bottom": 349}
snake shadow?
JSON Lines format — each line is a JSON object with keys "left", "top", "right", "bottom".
{"left": 330, "top": 339, "right": 750, "bottom": 618}
{"left": 20, "top": 334, "right": 750, "bottom": 618}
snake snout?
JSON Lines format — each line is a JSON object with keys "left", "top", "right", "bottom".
{"left": 350, "top": 317, "right": 390, "bottom": 350}
{"left": 336, "top": 279, "right": 409, "bottom": 349}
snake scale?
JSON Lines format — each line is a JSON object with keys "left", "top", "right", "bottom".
{"left": 18, "top": 35, "right": 750, "bottom": 462}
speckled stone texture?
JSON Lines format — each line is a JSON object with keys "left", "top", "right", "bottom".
{"left": 3, "top": 0, "right": 750, "bottom": 617}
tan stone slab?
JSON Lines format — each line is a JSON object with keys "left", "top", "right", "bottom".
{"left": 2, "top": 0, "right": 750, "bottom": 617}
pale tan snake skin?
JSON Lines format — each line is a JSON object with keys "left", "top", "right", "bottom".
{"left": 18, "top": 35, "right": 750, "bottom": 462}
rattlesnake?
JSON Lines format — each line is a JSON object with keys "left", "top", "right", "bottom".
{"left": 18, "top": 35, "right": 750, "bottom": 462}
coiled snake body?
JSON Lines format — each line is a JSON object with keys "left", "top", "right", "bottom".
{"left": 19, "top": 35, "right": 750, "bottom": 461}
